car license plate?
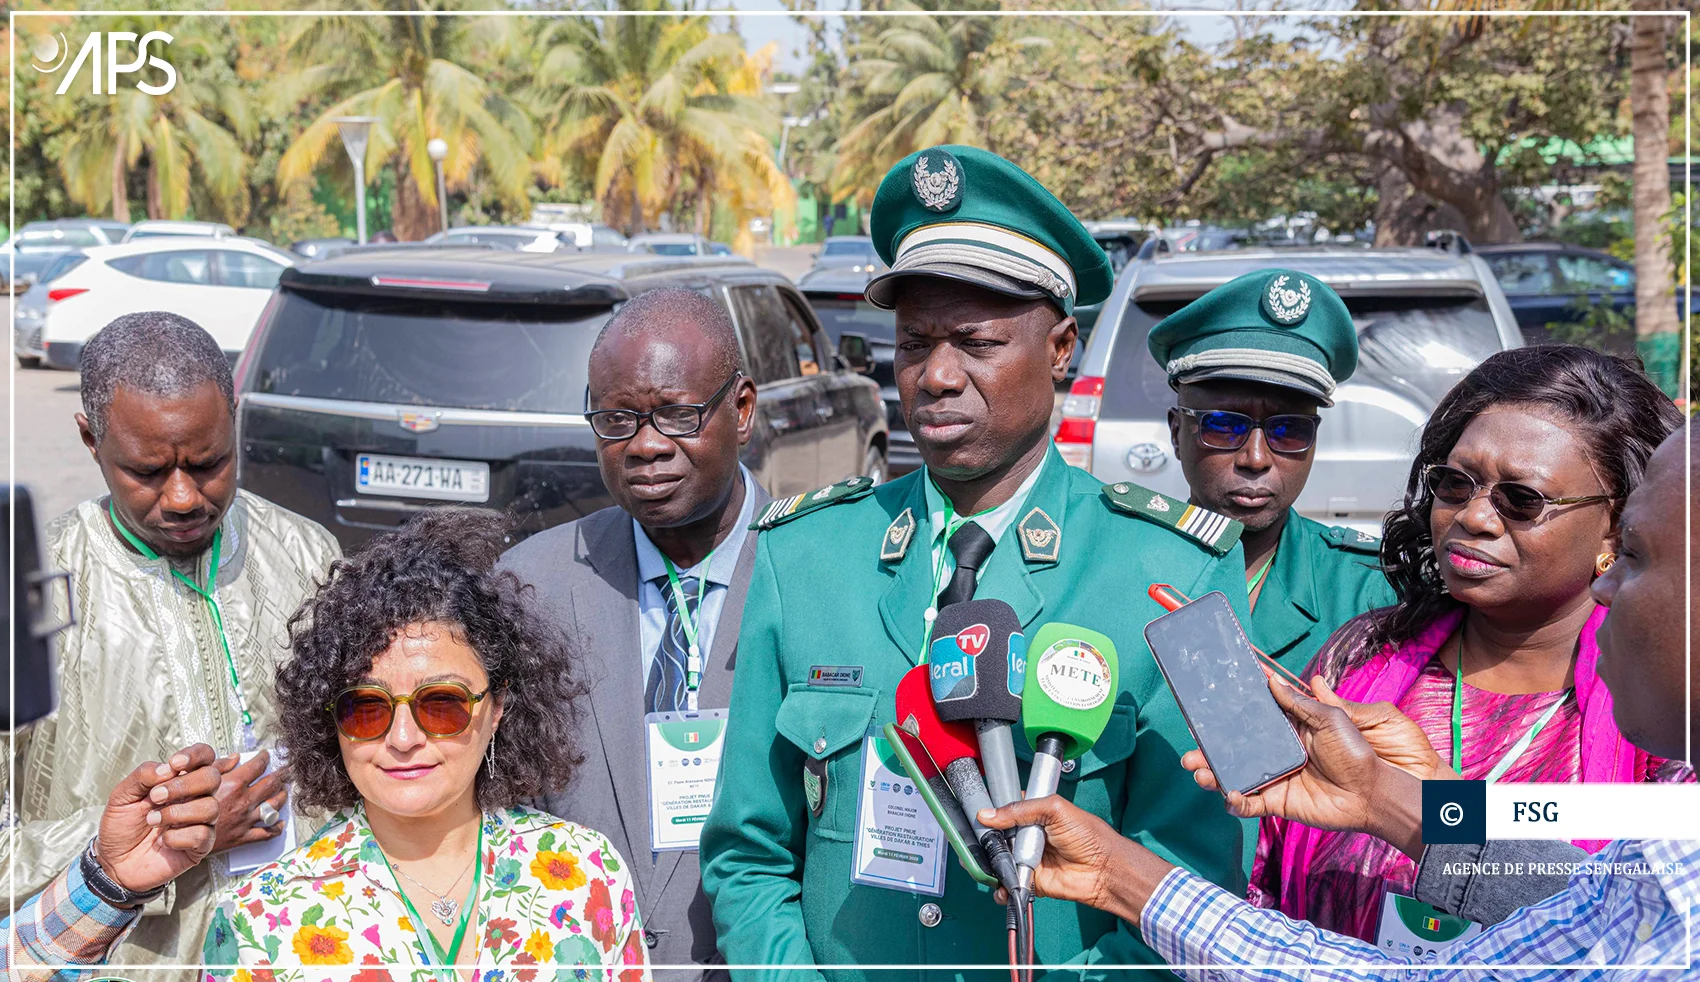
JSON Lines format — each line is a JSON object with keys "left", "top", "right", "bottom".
{"left": 355, "top": 453, "right": 490, "bottom": 503}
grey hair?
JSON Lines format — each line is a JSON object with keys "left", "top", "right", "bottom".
{"left": 80, "top": 311, "right": 236, "bottom": 445}
{"left": 591, "top": 287, "right": 741, "bottom": 381}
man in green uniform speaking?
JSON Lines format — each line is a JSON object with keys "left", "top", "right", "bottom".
{"left": 700, "top": 146, "right": 1257, "bottom": 979}
{"left": 1149, "top": 270, "right": 1395, "bottom": 671}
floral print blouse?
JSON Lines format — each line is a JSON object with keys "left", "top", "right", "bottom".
{"left": 202, "top": 804, "right": 650, "bottom": 982}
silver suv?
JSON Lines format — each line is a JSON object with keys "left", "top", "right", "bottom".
{"left": 1054, "top": 247, "right": 1524, "bottom": 533}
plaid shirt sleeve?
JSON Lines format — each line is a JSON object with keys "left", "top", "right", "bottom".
{"left": 2, "top": 856, "right": 140, "bottom": 982}
{"left": 1138, "top": 838, "right": 1691, "bottom": 982}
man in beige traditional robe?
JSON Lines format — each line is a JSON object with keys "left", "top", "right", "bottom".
{"left": 3, "top": 311, "right": 341, "bottom": 977}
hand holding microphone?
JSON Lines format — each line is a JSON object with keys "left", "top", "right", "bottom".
{"left": 1011, "top": 624, "right": 1119, "bottom": 892}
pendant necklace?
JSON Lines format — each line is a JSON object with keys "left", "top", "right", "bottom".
{"left": 386, "top": 851, "right": 475, "bottom": 925}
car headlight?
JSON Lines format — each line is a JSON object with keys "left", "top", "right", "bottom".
{"left": 15, "top": 306, "right": 42, "bottom": 322}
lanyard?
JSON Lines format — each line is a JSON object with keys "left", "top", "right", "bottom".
{"left": 663, "top": 552, "right": 713, "bottom": 712}
{"left": 1246, "top": 551, "right": 1276, "bottom": 609}
{"left": 916, "top": 490, "right": 998, "bottom": 661}
{"left": 1450, "top": 632, "right": 1571, "bottom": 782}
{"left": 381, "top": 820, "right": 484, "bottom": 977}
{"left": 108, "top": 501, "right": 254, "bottom": 748}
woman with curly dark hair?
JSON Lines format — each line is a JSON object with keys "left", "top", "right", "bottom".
{"left": 1248, "top": 345, "right": 1689, "bottom": 945}
{"left": 201, "top": 509, "right": 649, "bottom": 981}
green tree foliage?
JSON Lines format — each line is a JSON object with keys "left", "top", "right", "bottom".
{"left": 522, "top": 0, "right": 792, "bottom": 240}
{"left": 273, "top": 0, "right": 536, "bottom": 241}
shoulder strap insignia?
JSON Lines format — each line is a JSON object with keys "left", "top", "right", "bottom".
{"left": 1017, "top": 507, "right": 1061, "bottom": 564}
{"left": 1325, "top": 525, "right": 1382, "bottom": 555}
{"left": 881, "top": 507, "right": 917, "bottom": 562}
{"left": 1101, "top": 482, "right": 1242, "bottom": 556}
{"left": 752, "top": 476, "right": 876, "bottom": 531}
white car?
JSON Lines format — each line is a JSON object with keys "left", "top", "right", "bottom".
{"left": 121, "top": 219, "right": 238, "bottom": 242}
{"left": 37, "top": 238, "right": 295, "bottom": 369}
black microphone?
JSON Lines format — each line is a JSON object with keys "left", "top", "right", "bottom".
{"left": 929, "top": 599, "right": 1026, "bottom": 810}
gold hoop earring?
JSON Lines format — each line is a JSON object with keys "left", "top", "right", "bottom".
{"left": 1595, "top": 552, "right": 1616, "bottom": 576}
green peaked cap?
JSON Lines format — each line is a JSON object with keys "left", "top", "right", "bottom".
{"left": 1147, "top": 268, "right": 1357, "bottom": 406}
{"left": 865, "top": 145, "right": 1113, "bottom": 316}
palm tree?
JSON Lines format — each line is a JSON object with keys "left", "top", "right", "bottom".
{"left": 46, "top": 21, "right": 253, "bottom": 224}
{"left": 525, "top": 2, "right": 793, "bottom": 239}
{"left": 829, "top": 5, "right": 1004, "bottom": 207}
{"left": 274, "top": 0, "right": 534, "bottom": 241}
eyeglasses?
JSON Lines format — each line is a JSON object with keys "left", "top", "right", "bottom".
{"left": 1174, "top": 407, "right": 1322, "bottom": 454}
{"left": 329, "top": 681, "right": 492, "bottom": 742}
{"left": 1422, "top": 464, "right": 1616, "bottom": 523}
{"left": 583, "top": 373, "right": 741, "bottom": 441}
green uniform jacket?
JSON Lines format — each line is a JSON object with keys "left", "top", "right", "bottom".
{"left": 1246, "top": 511, "right": 1396, "bottom": 674}
{"left": 700, "top": 448, "right": 1260, "bottom": 982}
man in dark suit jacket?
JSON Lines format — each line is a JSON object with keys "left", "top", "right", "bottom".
{"left": 501, "top": 288, "right": 769, "bottom": 979}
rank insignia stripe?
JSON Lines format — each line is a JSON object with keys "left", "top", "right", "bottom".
{"left": 750, "top": 476, "right": 876, "bottom": 531}
{"left": 1101, "top": 481, "right": 1243, "bottom": 556}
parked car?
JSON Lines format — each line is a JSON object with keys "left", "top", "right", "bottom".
{"left": 628, "top": 233, "right": 717, "bottom": 257}
{"left": 1055, "top": 246, "right": 1525, "bottom": 534}
{"left": 796, "top": 266, "right": 917, "bottom": 477}
{"left": 807, "top": 236, "right": 886, "bottom": 275}
{"left": 35, "top": 237, "right": 296, "bottom": 369}
{"left": 1070, "top": 225, "right": 1153, "bottom": 378}
{"left": 709, "top": 241, "right": 734, "bottom": 256}
{"left": 1473, "top": 241, "right": 1679, "bottom": 350}
{"left": 12, "top": 250, "right": 89, "bottom": 367}
{"left": 121, "top": 219, "right": 238, "bottom": 242}
{"left": 289, "top": 237, "right": 356, "bottom": 259}
{"left": 234, "top": 249, "right": 889, "bottom": 549}
{"left": 1, "top": 219, "right": 128, "bottom": 291}
{"left": 528, "top": 221, "right": 630, "bottom": 252}
{"left": 423, "top": 226, "right": 574, "bottom": 252}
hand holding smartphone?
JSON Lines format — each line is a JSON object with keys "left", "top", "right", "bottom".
{"left": 1144, "top": 591, "right": 1307, "bottom": 797}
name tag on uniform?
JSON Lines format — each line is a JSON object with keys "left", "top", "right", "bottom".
{"left": 850, "top": 731, "right": 946, "bottom": 896}
{"left": 1374, "top": 892, "right": 1483, "bottom": 961}
{"left": 645, "top": 709, "right": 728, "bottom": 852}
{"left": 808, "top": 665, "right": 864, "bottom": 687}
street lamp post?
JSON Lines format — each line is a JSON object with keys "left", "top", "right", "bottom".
{"left": 334, "top": 116, "right": 378, "bottom": 244}
{"left": 427, "top": 138, "right": 449, "bottom": 234}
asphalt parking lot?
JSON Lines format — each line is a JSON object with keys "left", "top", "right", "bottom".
{"left": 9, "top": 364, "right": 103, "bottom": 524}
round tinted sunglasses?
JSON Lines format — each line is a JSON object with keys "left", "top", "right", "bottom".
{"left": 1422, "top": 464, "right": 1616, "bottom": 523}
{"left": 330, "top": 681, "right": 492, "bottom": 742}
{"left": 1174, "top": 407, "right": 1322, "bottom": 454}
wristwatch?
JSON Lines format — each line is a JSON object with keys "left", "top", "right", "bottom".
{"left": 80, "top": 837, "right": 165, "bottom": 909}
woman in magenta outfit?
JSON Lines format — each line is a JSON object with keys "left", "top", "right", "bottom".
{"left": 1250, "top": 346, "right": 1692, "bottom": 943}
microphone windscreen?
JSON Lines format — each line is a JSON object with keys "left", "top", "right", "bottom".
{"left": 894, "top": 666, "right": 980, "bottom": 769}
{"left": 927, "top": 599, "right": 1025, "bottom": 725}
{"left": 1021, "top": 623, "right": 1120, "bottom": 760}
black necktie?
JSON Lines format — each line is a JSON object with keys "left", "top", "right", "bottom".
{"left": 935, "top": 522, "right": 997, "bottom": 609}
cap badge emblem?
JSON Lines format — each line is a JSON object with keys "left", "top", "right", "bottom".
{"left": 1263, "top": 274, "right": 1312, "bottom": 325}
{"left": 911, "top": 150, "right": 963, "bottom": 213}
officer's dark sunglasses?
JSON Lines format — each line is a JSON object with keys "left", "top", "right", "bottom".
{"left": 584, "top": 372, "right": 741, "bottom": 441}
{"left": 1422, "top": 464, "right": 1616, "bottom": 523}
{"left": 1174, "top": 407, "right": 1322, "bottom": 454}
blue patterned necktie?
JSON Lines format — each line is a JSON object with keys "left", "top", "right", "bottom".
{"left": 646, "top": 572, "right": 702, "bottom": 714}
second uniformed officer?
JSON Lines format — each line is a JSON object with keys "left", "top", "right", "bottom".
{"left": 700, "top": 146, "right": 1256, "bottom": 979}
{"left": 1148, "top": 270, "right": 1396, "bottom": 668}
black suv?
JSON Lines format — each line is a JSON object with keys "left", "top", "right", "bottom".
{"left": 236, "top": 248, "right": 887, "bottom": 549}
{"left": 796, "top": 266, "right": 919, "bottom": 476}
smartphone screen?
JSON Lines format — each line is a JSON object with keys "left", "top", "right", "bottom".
{"left": 1143, "top": 591, "right": 1307, "bottom": 796}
